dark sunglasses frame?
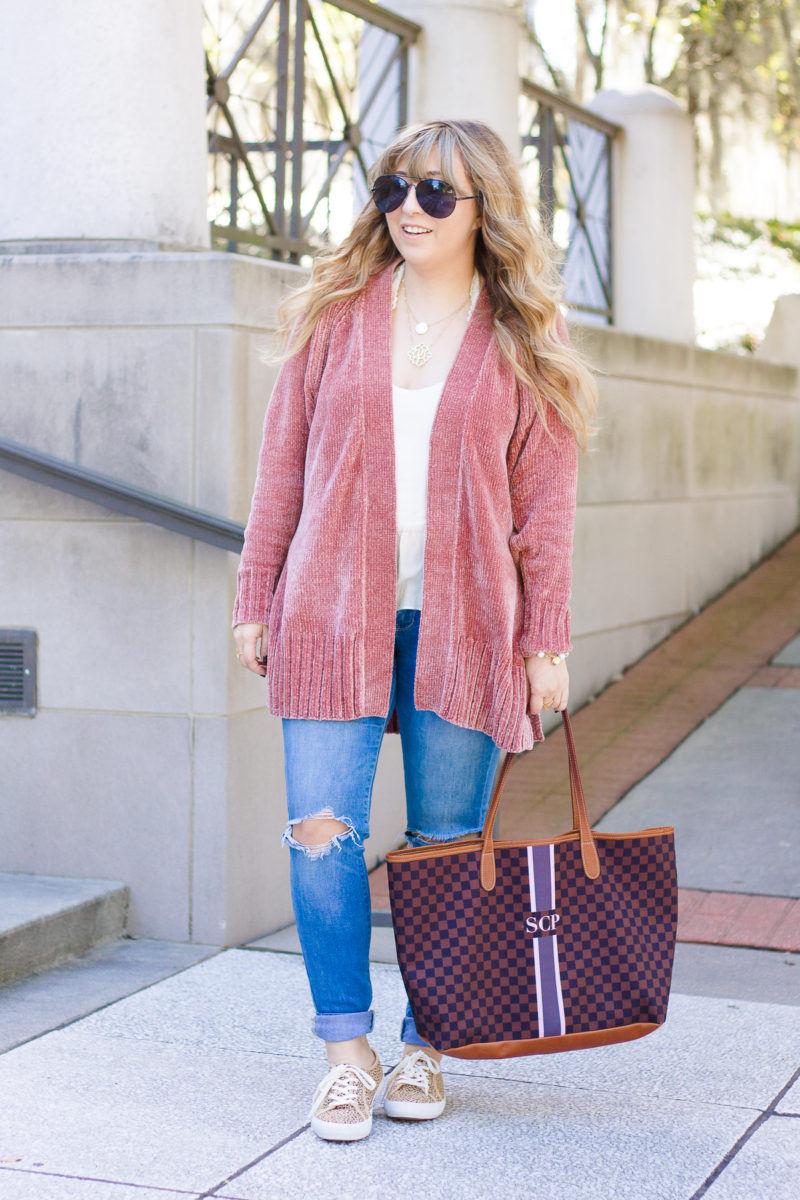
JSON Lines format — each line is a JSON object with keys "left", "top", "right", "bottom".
{"left": 371, "top": 174, "right": 479, "bottom": 219}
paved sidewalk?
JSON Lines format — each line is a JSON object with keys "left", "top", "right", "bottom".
{"left": 1, "top": 533, "right": 799, "bottom": 1199}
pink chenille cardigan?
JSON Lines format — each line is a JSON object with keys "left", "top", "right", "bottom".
{"left": 233, "top": 261, "right": 578, "bottom": 752}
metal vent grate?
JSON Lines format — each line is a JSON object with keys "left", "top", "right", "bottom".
{"left": 0, "top": 629, "right": 37, "bottom": 716}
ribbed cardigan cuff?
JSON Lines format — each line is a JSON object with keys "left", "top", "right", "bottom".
{"left": 232, "top": 567, "right": 275, "bottom": 627}
{"left": 519, "top": 600, "right": 572, "bottom": 658}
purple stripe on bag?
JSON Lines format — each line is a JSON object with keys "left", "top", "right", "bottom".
{"left": 530, "top": 843, "right": 554, "bottom": 910}
{"left": 527, "top": 845, "right": 566, "bottom": 1037}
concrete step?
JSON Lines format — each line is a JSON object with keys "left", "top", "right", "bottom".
{"left": 0, "top": 873, "right": 129, "bottom": 984}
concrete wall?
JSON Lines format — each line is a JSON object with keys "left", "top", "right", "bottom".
{"left": 1, "top": 251, "right": 798, "bottom": 945}
{"left": 0, "top": 252, "right": 406, "bottom": 945}
{"left": 565, "top": 324, "right": 800, "bottom": 714}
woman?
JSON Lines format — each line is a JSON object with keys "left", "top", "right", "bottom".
{"left": 233, "top": 119, "right": 597, "bottom": 1142}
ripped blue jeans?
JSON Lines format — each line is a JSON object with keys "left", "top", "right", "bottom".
{"left": 281, "top": 608, "right": 502, "bottom": 1046}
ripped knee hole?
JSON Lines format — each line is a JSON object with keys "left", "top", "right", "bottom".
{"left": 282, "top": 808, "right": 360, "bottom": 857}
{"left": 292, "top": 817, "right": 350, "bottom": 845}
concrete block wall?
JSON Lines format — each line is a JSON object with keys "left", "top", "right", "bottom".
{"left": 0, "top": 252, "right": 409, "bottom": 945}
{"left": 567, "top": 325, "right": 799, "bottom": 709}
{"left": 1, "top": 250, "right": 798, "bottom": 944}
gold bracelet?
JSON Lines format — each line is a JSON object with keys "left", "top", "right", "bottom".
{"left": 534, "top": 650, "right": 568, "bottom": 666}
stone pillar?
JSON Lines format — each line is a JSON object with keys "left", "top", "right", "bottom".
{"left": 589, "top": 87, "right": 695, "bottom": 343}
{"left": 758, "top": 295, "right": 800, "bottom": 372}
{"left": 392, "top": 0, "right": 522, "bottom": 154}
{"left": 0, "top": 0, "right": 209, "bottom": 249}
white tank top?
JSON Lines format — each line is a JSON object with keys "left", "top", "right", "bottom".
{"left": 392, "top": 379, "right": 445, "bottom": 610}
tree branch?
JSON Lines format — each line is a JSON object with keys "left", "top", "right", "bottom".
{"left": 574, "top": 0, "right": 609, "bottom": 91}
{"left": 645, "top": 0, "right": 668, "bottom": 84}
{"left": 523, "top": 12, "right": 572, "bottom": 95}
{"left": 777, "top": 1, "right": 800, "bottom": 110}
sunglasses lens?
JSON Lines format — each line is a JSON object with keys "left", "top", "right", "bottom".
{"left": 416, "top": 179, "right": 457, "bottom": 218}
{"left": 372, "top": 175, "right": 407, "bottom": 213}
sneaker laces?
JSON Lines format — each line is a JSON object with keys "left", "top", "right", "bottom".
{"left": 390, "top": 1050, "right": 441, "bottom": 1096}
{"left": 309, "top": 1061, "right": 378, "bottom": 1119}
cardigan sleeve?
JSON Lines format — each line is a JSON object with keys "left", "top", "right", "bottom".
{"left": 507, "top": 389, "right": 578, "bottom": 657}
{"left": 232, "top": 331, "right": 316, "bottom": 628}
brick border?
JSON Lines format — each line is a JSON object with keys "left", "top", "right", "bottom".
{"left": 678, "top": 889, "right": 800, "bottom": 953}
{"left": 745, "top": 665, "right": 800, "bottom": 689}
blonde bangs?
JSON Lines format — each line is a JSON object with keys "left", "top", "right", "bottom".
{"left": 401, "top": 130, "right": 458, "bottom": 183}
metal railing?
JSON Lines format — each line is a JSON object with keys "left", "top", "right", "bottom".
{"left": 205, "top": 0, "right": 420, "bottom": 262}
{"left": 0, "top": 439, "right": 245, "bottom": 553}
{"left": 520, "top": 79, "right": 619, "bottom": 324}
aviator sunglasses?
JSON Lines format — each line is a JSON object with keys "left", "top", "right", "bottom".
{"left": 371, "top": 174, "right": 479, "bottom": 219}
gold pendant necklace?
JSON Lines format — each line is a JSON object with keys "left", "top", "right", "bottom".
{"left": 403, "top": 280, "right": 469, "bottom": 368}
{"left": 405, "top": 283, "right": 471, "bottom": 336}
{"left": 390, "top": 263, "right": 482, "bottom": 368}
{"left": 407, "top": 339, "right": 435, "bottom": 368}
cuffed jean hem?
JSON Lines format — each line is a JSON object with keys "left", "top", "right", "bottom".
{"left": 401, "top": 1013, "right": 430, "bottom": 1047}
{"left": 314, "top": 1009, "right": 374, "bottom": 1041}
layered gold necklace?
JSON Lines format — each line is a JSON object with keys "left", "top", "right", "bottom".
{"left": 391, "top": 263, "right": 481, "bottom": 368}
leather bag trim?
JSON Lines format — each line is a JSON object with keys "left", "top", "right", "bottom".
{"left": 386, "top": 827, "right": 675, "bottom": 865}
{"left": 435, "top": 1022, "right": 662, "bottom": 1060}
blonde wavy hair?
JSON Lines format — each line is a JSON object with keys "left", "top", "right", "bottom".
{"left": 276, "top": 119, "right": 598, "bottom": 447}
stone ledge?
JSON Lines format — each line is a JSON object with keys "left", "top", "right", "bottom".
{"left": 0, "top": 873, "right": 129, "bottom": 984}
{"left": 0, "top": 250, "right": 304, "bottom": 330}
{"left": 575, "top": 322, "right": 798, "bottom": 394}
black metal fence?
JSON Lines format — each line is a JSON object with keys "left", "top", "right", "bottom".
{"left": 520, "top": 79, "right": 619, "bottom": 324}
{"left": 205, "top": 0, "right": 420, "bottom": 262}
{"left": 205, "top": 5, "right": 619, "bottom": 321}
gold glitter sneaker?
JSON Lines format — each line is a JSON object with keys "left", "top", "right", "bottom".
{"left": 383, "top": 1049, "right": 446, "bottom": 1120}
{"left": 309, "top": 1054, "right": 384, "bottom": 1142}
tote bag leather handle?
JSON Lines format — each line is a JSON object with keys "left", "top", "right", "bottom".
{"left": 479, "top": 710, "right": 600, "bottom": 892}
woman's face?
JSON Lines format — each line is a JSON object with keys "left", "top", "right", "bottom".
{"left": 383, "top": 148, "right": 481, "bottom": 276}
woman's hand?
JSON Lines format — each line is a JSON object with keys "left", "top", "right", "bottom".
{"left": 524, "top": 655, "right": 569, "bottom": 716}
{"left": 233, "top": 623, "right": 268, "bottom": 676}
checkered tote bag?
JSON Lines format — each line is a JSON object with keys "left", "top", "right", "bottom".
{"left": 386, "top": 711, "right": 678, "bottom": 1059}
